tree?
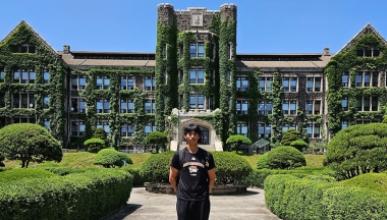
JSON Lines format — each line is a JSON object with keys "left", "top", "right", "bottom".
{"left": 226, "top": 134, "right": 252, "bottom": 152}
{"left": 0, "top": 123, "right": 62, "bottom": 168}
{"left": 281, "top": 129, "right": 308, "bottom": 146}
{"left": 144, "top": 131, "right": 168, "bottom": 153}
{"left": 83, "top": 137, "right": 106, "bottom": 153}
{"left": 326, "top": 123, "right": 387, "bottom": 180}
{"left": 94, "top": 148, "right": 132, "bottom": 168}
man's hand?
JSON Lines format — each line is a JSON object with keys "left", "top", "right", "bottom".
{"left": 169, "top": 166, "right": 179, "bottom": 193}
{"left": 208, "top": 168, "right": 216, "bottom": 194}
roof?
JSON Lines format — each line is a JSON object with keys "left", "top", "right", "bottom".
{"left": 335, "top": 23, "right": 387, "bottom": 55}
{"left": 236, "top": 53, "right": 331, "bottom": 69}
{"left": 60, "top": 51, "right": 156, "bottom": 68}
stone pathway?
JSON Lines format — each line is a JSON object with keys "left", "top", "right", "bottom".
{"left": 107, "top": 187, "right": 280, "bottom": 220}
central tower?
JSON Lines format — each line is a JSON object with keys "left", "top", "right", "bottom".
{"left": 155, "top": 3, "right": 237, "bottom": 151}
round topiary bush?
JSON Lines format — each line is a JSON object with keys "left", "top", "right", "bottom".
{"left": 226, "top": 135, "right": 252, "bottom": 151}
{"left": 326, "top": 123, "right": 387, "bottom": 180}
{"left": 84, "top": 137, "right": 106, "bottom": 153}
{"left": 212, "top": 152, "right": 252, "bottom": 185}
{"left": 0, "top": 123, "right": 62, "bottom": 167}
{"left": 281, "top": 129, "right": 307, "bottom": 146}
{"left": 290, "top": 139, "right": 308, "bottom": 152}
{"left": 140, "top": 151, "right": 174, "bottom": 183}
{"left": 257, "top": 146, "right": 306, "bottom": 169}
{"left": 94, "top": 148, "right": 132, "bottom": 168}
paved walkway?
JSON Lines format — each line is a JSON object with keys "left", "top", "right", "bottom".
{"left": 108, "top": 187, "right": 280, "bottom": 220}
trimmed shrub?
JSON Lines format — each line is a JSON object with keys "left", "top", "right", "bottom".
{"left": 290, "top": 139, "right": 308, "bottom": 152}
{"left": 326, "top": 123, "right": 387, "bottom": 179}
{"left": 264, "top": 174, "right": 387, "bottom": 220}
{"left": 281, "top": 129, "right": 307, "bottom": 146}
{"left": 83, "top": 137, "right": 106, "bottom": 153}
{"left": 121, "top": 166, "right": 144, "bottom": 187}
{"left": 0, "top": 123, "right": 62, "bottom": 167}
{"left": 94, "top": 148, "right": 132, "bottom": 168}
{"left": 212, "top": 152, "right": 252, "bottom": 185}
{"left": 144, "top": 131, "right": 168, "bottom": 153}
{"left": 340, "top": 172, "right": 387, "bottom": 193}
{"left": 226, "top": 134, "right": 252, "bottom": 151}
{"left": 140, "top": 151, "right": 174, "bottom": 183}
{"left": 93, "top": 128, "right": 107, "bottom": 142}
{"left": 0, "top": 168, "right": 133, "bottom": 220}
{"left": 257, "top": 146, "right": 306, "bottom": 169}
{"left": 0, "top": 168, "right": 54, "bottom": 183}
{"left": 246, "top": 167, "right": 335, "bottom": 188}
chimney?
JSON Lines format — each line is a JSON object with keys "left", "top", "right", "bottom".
{"left": 63, "top": 45, "right": 71, "bottom": 54}
{"left": 323, "top": 48, "right": 330, "bottom": 56}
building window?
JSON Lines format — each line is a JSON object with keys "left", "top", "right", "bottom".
{"left": 258, "top": 77, "right": 273, "bottom": 92}
{"left": 236, "top": 122, "right": 248, "bottom": 136}
{"left": 43, "top": 95, "right": 50, "bottom": 109}
{"left": 306, "top": 76, "right": 321, "bottom": 92}
{"left": 120, "top": 98, "right": 135, "bottom": 113}
{"left": 305, "top": 100, "right": 321, "bottom": 115}
{"left": 71, "top": 97, "right": 86, "bottom": 113}
{"left": 360, "top": 95, "right": 378, "bottom": 112}
{"left": 120, "top": 76, "right": 135, "bottom": 90}
{"left": 71, "top": 120, "right": 85, "bottom": 137}
{"left": 144, "top": 122, "right": 156, "bottom": 135}
{"left": 0, "top": 68, "right": 5, "bottom": 83}
{"left": 282, "top": 77, "right": 297, "bottom": 92}
{"left": 12, "top": 44, "right": 35, "bottom": 53}
{"left": 12, "top": 92, "right": 35, "bottom": 108}
{"left": 236, "top": 76, "right": 249, "bottom": 92}
{"left": 96, "top": 99, "right": 110, "bottom": 113}
{"left": 190, "top": 42, "right": 205, "bottom": 58}
{"left": 97, "top": 120, "right": 110, "bottom": 134}
{"left": 96, "top": 75, "right": 110, "bottom": 89}
{"left": 258, "top": 101, "right": 272, "bottom": 115}
{"left": 43, "top": 118, "right": 50, "bottom": 131}
{"left": 189, "top": 94, "right": 205, "bottom": 109}
{"left": 121, "top": 123, "right": 135, "bottom": 137}
{"left": 144, "top": 99, "right": 155, "bottom": 113}
{"left": 282, "top": 123, "right": 296, "bottom": 133}
{"left": 71, "top": 75, "right": 87, "bottom": 90}
{"left": 189, "top": 69, "right": 205, "bottom": 84}
{"left": 306, "top": 122, "right": 321, "bottom": 138}
{"left": 341, "top": 120, "right": 349, "bottom": 129}
{"left": 43, "top": 70, "right": 50, "bottom": 84}
{"left": 282, "top": 100, "right": 297, "bottom": 115}
{"left": 13, "top": 117, "right": 35, "bottom": 123}
{"left": 257, "top": 122, "right": 271, "bottom": 138}
{"left": 13, "top": 70, "right": 35, "bottom": 84}
{"left": 144, "top": 76, "right": 156, "bottom": 90}
{"left": 357, "top": 47, "right": 380, "bottom": 57}
{"left": 236, "top": 99, "right": 249, "bottom": 115}
{"left": 355, "top": 71, "right": 379, "bottom": 87}
{"left": 341, "top": 96, "right": 349, "bottom": 111}
{"left": 342, "top": 72, "right": 349, "bottom": 87}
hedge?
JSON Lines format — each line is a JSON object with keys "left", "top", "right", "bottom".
{"left": 140, "top": 151, "right": 252, "bottom": 185}
{"left": 245, "top": 167, "right": 335, "bottom": 188}
{"left": 264, "top": 174, "right": 387, "bottom": 220}
{"left": 0, "top": 168, "right": 133, "bottom": 220}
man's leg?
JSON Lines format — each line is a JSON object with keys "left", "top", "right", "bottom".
{"left": 176, "top": 198, "right": 189, "bottom": 220}
{"left": 191, "top": 198, "right": 210, "bottom": 220}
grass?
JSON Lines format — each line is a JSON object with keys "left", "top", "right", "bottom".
{"left": 240, "top": 154, "right": 325, "bottom": 170}
{"left": 4, "top": 151, "right": 152, "bottom": 169}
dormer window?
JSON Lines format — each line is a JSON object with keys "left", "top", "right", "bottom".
{"left": 357, "top": 47, "right": 380, "bottom": 57}
{"left": 11, "top": 44, "right": 36, "bottom": 53}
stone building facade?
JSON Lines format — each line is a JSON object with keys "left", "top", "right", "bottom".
{"left": 0, "top": 3, "right": 386, "bottom": 151}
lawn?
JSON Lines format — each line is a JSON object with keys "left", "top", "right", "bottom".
{"left": 241, "top": 154, "right": 325, "bottom": 169}
{"left": 3, "top": 151, "right": 152, "bottom": 169}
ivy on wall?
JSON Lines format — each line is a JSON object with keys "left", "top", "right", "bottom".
{"left": 271, "top": 71, "right": 283, "bottom": 143}
{"left": 325, "top": 32, "right": 387, "bottom": 137}
{"left": 0, "top": 21, "right": 66, "bottom": 146}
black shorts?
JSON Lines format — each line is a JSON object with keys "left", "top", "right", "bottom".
{"left": 176, "top": 197, "right": 210, "bottom": 220}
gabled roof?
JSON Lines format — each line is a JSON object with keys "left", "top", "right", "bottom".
{"left": 0, "top": 20, "right": 57, "bottom": 54}
{"left": 335, "top": 23, "right": 387, "bottom": 56}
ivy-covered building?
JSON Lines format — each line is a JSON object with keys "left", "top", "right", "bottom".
{"left": 0, "top": 3, "right": 386, "bottom": 151}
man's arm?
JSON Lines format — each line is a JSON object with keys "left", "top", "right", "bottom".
{"left": 208, "top": 168, "right": 216, "bottom": 194}
{"left": 169, "top": 166, "right": 179, "bottom": 193}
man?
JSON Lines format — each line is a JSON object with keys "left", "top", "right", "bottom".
{"left": 169, "top": 123, "right": 216, "bottom": 220}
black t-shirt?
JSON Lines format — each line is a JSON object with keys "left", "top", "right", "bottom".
{"left": 170, "top": 147, "right": 216, "bottom": 201}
